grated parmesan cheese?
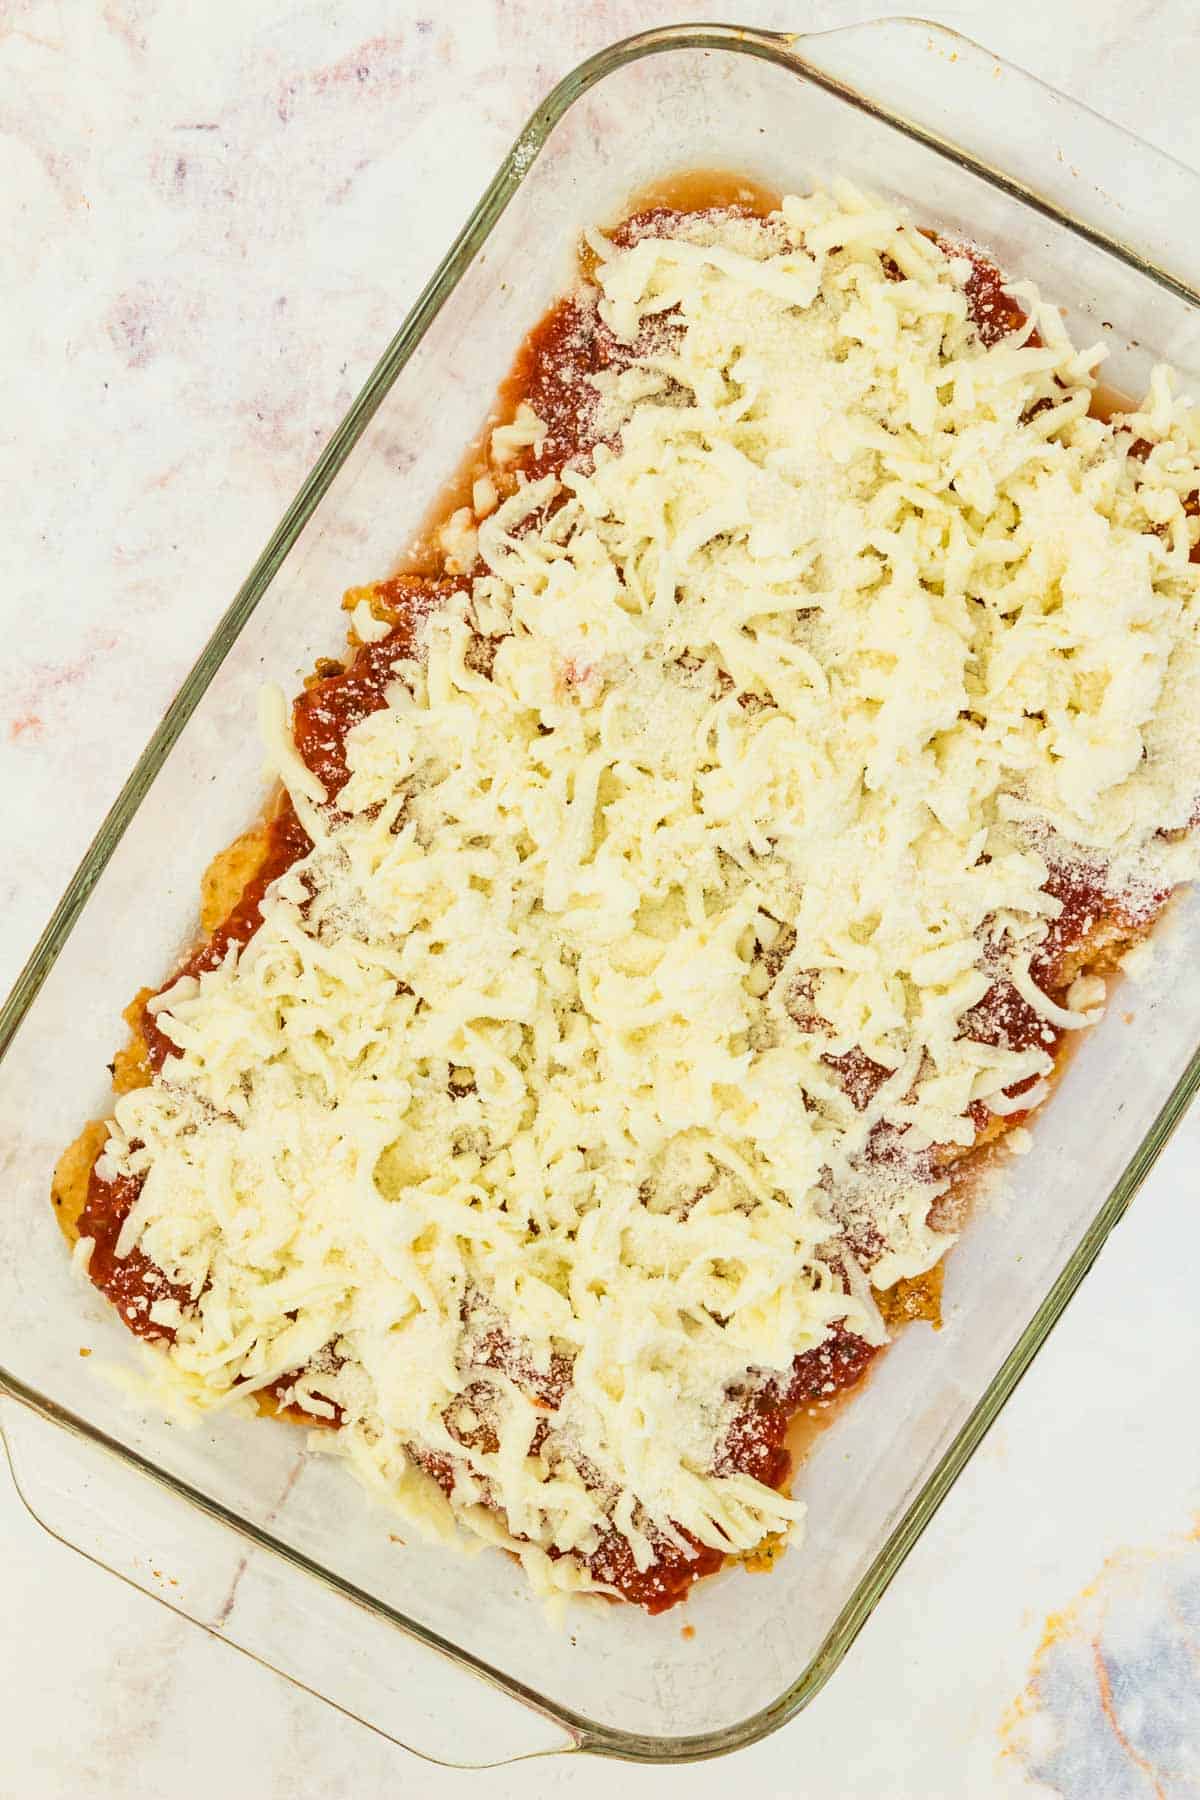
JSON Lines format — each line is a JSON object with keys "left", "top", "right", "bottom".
{"left": 94, "top": 186, "right": 1200, "bottom": 1597}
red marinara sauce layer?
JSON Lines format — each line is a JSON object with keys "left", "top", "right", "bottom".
{"left": 74, "top": 187, "right": 1171, "bottom": 1609}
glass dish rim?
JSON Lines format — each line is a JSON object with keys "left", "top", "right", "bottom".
{"left": 4, "top": 15, "right": 1200, "bottom": 1765}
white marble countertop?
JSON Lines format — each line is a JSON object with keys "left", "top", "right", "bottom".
{"left": 4, "top": 2, "right": 1200, "bottom": 1794}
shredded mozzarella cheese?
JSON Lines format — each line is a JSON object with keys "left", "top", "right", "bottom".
{"left": 96, "top": 186, "right": 1200, "bottom": 1597}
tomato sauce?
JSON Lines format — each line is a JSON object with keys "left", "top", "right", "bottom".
{"left": 721, "top": 1327, "right": 879, "bottom": 1493}
{"left": 586, "top": 1328, "right": 876, "bottom": 1611}
{"left": 947, "top": 241, "right": 1034, "bottom": 346}
{"left": 412, "top": 1322, "right": 875, "bottom": 1612}
{"left": 140, "top": 803, "right": 313, "bottom": 1072}
{"left": 77, "top": 183, "right": 1183, "bottom": 1611}
{"left": 77, "top": 1170, "right": 190, "bottom": 1345}
{"left": 293, "top": 574, "right": 458, "bottom": 796}
{"left": 823, "top": 1046, "right": 893, "bottom": 1112}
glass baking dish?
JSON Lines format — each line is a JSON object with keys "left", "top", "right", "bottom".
{"left": 4, "top": 17, "right": 1200, "bottom": 1769}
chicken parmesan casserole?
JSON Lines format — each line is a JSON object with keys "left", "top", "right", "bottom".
{"left": 52, "top": 180, "right": 1200, "bottom": 1611}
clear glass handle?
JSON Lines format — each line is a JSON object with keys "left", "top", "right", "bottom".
{"left": 0, "top": 1396, "right": 578, "bottom": 1770}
